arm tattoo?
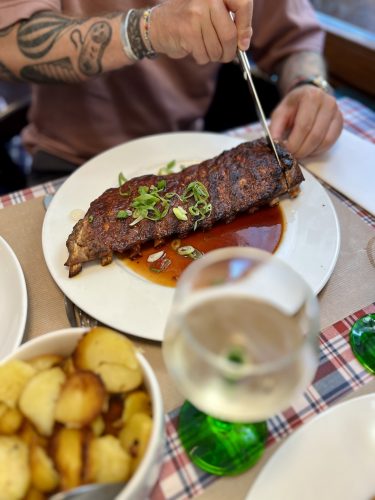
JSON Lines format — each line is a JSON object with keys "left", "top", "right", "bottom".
{"left": 0, "top": 61, "right": 22, "bottom": 81}
{"left": 70, "top": 21, "right": 112, "bottom": 76}
{"left": 20, "top": 57, "right": 80, "bottom": 83}
{"left": 17, "top": 11, "right": 83, "bottom": 59}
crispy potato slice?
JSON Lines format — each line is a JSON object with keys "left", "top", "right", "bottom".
{"left": 122, "top": 391, "right": 151, "bottom": 424}
{"left": 27, "top": 354, "right": 63, "bottom": 372}
{"left": 0, "top": 360, "right": 36, "bottom": 408}
{"left": 73, "top": 327, "right": 143, "bottom": 392}
{"left": 51, "top": 428, "right": 83, "bottom": 491}
{"left": 30, "top": 445, "right": 59, "bottom": 493}
{"left": 0, "top": 436, "right": 30, "bottom": 500}
{"left": 19, "top": 367, "right": 66, "bottom": 436}
{"left": 0, "top": 405, "right": 23, "bottom": 435}
{"left": 85, "top": 435, "right": 131, "bottom": 484}
{"left": 119, "top": 413, "right": 152, "bottom": 473}
{"left": 55, "top": 371, "right": 106, "bottom": 428}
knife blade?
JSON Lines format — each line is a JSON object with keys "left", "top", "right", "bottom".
{"left": 236, "top": 49, "right": 282, "bottom": 168}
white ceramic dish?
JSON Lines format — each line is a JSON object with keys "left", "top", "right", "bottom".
{"left": 2, "top": 328, "right": 165, "bottom": 500}
{"left": 246, "top": 393, "right": 375, "bottom": 500}
{"left": 42, "top": 132, "right": 340, "bottom": 341}
{"left": 0, "top": 235, "right": 27, "bottom": 358}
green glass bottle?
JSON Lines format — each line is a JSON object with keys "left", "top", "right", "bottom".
{"left": 349, "top": 313, "right": 375, "bottom": 374}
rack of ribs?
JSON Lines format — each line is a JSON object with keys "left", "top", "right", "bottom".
{"left": 65, "top": 138, "right": 304, "bottom": 277}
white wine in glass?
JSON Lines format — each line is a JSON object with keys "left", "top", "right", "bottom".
{"left": 163, "top": 247, "right": 320, "bottom": 475}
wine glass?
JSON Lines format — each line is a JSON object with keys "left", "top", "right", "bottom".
{"left": 162, "top": 247, "right": 320, "bottom": 476}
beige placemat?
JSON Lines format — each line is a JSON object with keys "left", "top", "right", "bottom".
{"left": 0, "top": 198, "right": 69, "bottom": 340}
{"left": 319, "top": 193, "right": 375, "bottom": 329}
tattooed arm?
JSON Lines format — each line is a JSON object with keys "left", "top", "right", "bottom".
{"left": 269, "top": 51, "right": 343, "bottom": 159}
{"left": 0, "top": 11, "right": 130, "bottom": 84}
{"left": 0, "top": 0, "right": 253, "bottom": 84}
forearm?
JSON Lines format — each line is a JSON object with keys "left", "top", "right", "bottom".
{"left": 275, "top": 51, "right": 327, "bottom": 96}
{"left": 0, "top": 11, "right": 131, "bottom": 84}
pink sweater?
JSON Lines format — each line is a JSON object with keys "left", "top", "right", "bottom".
{"left": 0, "top": 0, "right": 324, "bottom": 165}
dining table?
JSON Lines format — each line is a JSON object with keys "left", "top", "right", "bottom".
{"left": 0, "top": 95, "right": 374, "bottom": 500}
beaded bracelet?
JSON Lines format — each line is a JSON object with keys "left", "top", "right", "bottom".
{"left": 120, "top": 8, "right": 157, "bottom": 61}
{"left": 142, "top": 8, "right": 157, "bottom": 59}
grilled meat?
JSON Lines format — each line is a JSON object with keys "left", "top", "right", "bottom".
{"left": 65, "top": 138, "right": 304, "bottom": 277}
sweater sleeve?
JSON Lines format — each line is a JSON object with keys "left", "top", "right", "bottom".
{"left": 251, "top": 0, "right": 325, "bottom": 75}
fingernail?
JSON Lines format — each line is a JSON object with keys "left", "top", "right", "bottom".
{"left": 239, "top": 37, "right": 250, "bottom": 51}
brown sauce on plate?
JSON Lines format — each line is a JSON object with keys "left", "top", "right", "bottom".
{"left": 123, "top": 205, "right": 284, "bottom": 287}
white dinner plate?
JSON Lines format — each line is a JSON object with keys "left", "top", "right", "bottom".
{"left": 42, "top": 132, "right": 340, "bottom": 341}
{"left": 0, "top": 236, "right": 27, "bottom": 357}
{"left": 246, "top": 393, "right": 375, "bottom": 500}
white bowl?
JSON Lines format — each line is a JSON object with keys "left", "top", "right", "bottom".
{"left": 2, "top": 327, "right": 165, "bottom": 500}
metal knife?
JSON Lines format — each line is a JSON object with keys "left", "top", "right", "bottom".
{"left": 236, "top": 49, "right": 282, "bottom": 168}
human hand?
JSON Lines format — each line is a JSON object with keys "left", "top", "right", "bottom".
{"left": 269, "top": 85, "right": 343, "bottom": 159}
{"left": 150, "top": 0, "right": 253, "bottom": 64}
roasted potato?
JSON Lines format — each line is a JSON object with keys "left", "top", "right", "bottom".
{"left": 119, "top": 412, "right": 153, "bottom": 472}
{"left": 0, "top": 405, "right": 23, "bottom": 435}
{"left": 61, "top": 356, "right": 76, "bottom": 376}
{"left": 51, "top": 428, "right": 84, "bottom": 491}
{"left": 0, "top": 436, "right": 30, "bottom": 500}
{"left": 23, "top": 487, "right": 46, "bottom": 500}
{"left": 0, "top": 327, "right": 154, "bottom": 499}
{"left": 19, "top": 367, "right": 66, "bottom": 437}
{"left": 29, "top": 445, "right": 59, "bottom": 493}
{"left": 54, "top": 371, "right": 106, "bottom": 428}
{"left": 84, "top": 435, "right": 131, "bottom": 484}
{"left": 73, "top": 327, "right": 143, "bottom": 393}
{"left": 17, "top": 421, "right": 47, "bottom": 450}
{"left": 0, "top": 360, "right": 36, "bottom": 408}
{"left": 27, "top": 354, "right": 63, "bottom": 372}
{"left": 122, "top": 391, "right": 152, "bottom": 424}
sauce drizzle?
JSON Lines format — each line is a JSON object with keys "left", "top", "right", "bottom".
{"left": 123, "top": 205, "right": 284, "bottom": 287}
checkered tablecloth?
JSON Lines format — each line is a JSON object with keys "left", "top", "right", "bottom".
{"left": 151, "top": 302, "right": 375, "bottom": 500}
{"left": 1, "top": 96, "right": 374, "bottom": 500}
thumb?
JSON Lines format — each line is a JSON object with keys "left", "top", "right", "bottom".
{"left": 226, "top": 0, "right": 253, "bottom": 50}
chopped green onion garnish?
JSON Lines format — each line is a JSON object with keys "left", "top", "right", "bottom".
{"left": 88, "top": 215, "right": 94, "bottom": 223}
{"left": 129, "top": 182, "right": 171, "bottom": 226}
{"left": 173, "top": 206, "right": 188, "bottom": 221}
{"left": 116, "top": 209, "right": 132, "bottom": 219}
{"left": 118, "top": 172, "right": 127, "bottom": 186}
{"left": 158, "top": 159, "right": 176, "bottom": 175}
{"left": 179, "top": 181, "right": 211, "bottom": 230}
{"left": 178, "top": 245, "right": 196, "bottom": 256}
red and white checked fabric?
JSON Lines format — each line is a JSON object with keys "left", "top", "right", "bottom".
{"left": 151, "top": 303, "right": 375, "bottom": 500}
